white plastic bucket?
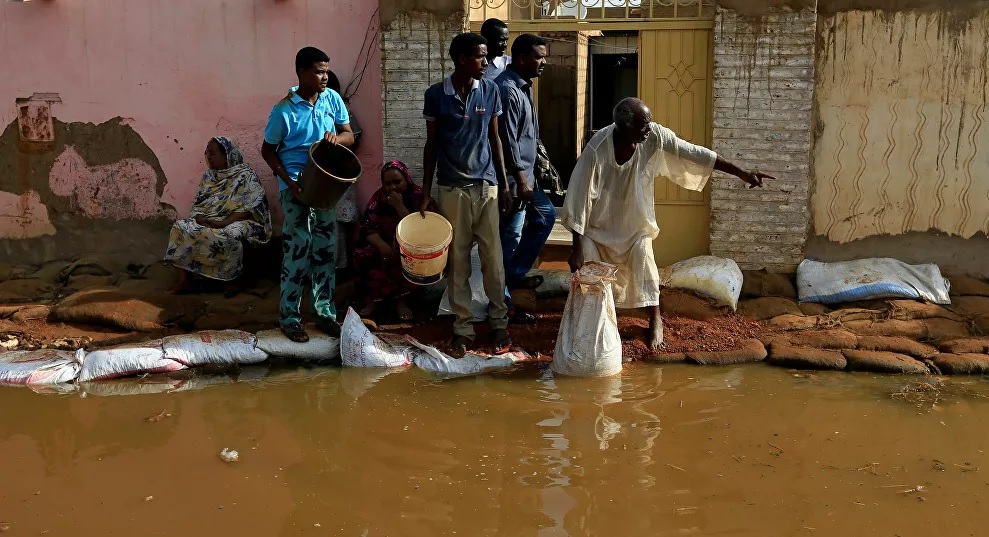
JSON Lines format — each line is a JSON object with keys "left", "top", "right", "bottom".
{"left": 395, "top": 212, "right": 453, "bottom": 285}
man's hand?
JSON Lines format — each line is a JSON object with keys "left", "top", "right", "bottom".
{"left": 568, "top": 247, "right": 584, "bottom": 273}
{"left": 194, "top": 215, "right": 209, "bottom": 227}
{"left": 742, "top": 171, "right": 774, "bottom": 189}
{"left": 287, "top": 179, "right": 305, "bottom": 204}
{"left": 516, "top": 180, "right": 535, "bottom": 203}
{"left": 418, "top": 196, "right": 432, "bottom": 218}
{"left": 499, "top": 187, "right": 514, "bottom": 216}
{"left": 323, "top": 131, "right": 341, "bottom": 145}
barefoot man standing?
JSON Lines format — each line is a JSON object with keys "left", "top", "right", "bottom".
{"left": 560, "top": 97, "right": 773, "bottom": 350}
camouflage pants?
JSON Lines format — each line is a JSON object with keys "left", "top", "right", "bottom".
{"left": 279, "top": 190, "right": 337, "bottom": 326}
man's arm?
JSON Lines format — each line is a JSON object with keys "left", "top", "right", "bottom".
{"left": 713, "top": 156, "right": 772, "bottom": 188}
{"left": 489, "top": 115, "right": 513, "bottom": 215}
{"left": 420, "top": 121, "right": 438, "bottom": 217}
{"left": 498, "top": 87, "right": 533, "bottom": 201}
{"left": 657, "top": 123, "right": 772, "bottom": 188}
{"left": 325, "top": 123, "right": 356, "bottom": 147}
{"left": 261, "top": 141, "right": 301, "bottom": 196}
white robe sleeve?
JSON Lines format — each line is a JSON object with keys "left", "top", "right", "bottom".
{"left": 651, "top": 123, "right": 716, "bottom": 193}
{"left": 559, "top": 148, "right": 600, "bottom": 237}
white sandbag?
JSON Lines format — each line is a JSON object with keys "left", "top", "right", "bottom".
{"left": 0, "top": 349, "right": 84, "bottom": 385}
{"left": 255, "top": 329, "right": 340, "bottom": 361}
{"left": 438, "top": 244, "right": 489, "bottom": 321}
{"left": 660, "top": 255, "right": 743, "bottom": 310}
{"left": 340, "top": 308, "right": 413, "bottom": 368}
{"left": 797, "top": 258, "right": 951, "bottom": 305}
{"left": 163, "top": 330, "right": 268, "bottom": 367}
{"left": 407, "top": 338, "right": 525, "bottom": 377}
{"left": 552, "top": 262, "right": 623, "bottom": 378}
{"left": 79, "top": 339, "right": 186, "bottom": 382}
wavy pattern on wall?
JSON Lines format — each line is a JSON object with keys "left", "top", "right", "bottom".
{"left": 812, "top": 10, "right": 989, "bottom": 242}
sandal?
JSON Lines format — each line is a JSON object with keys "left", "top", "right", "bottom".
{"left": 314, "top": 317, "right": 342, "bottom": 338}
{"left": 280, "top": 323, "right": 310, "bottom": 343}
{"left": 448, "top": 335, "right": 472, "bottom": 359}
{"left": 509, "top": 308, "right": 537, "bottom": 325}
{"left": 491, "top": 329, "right": 512, "bottom": 354}
{"left": 507, "top": 275, "right": 544, "bottom": 291}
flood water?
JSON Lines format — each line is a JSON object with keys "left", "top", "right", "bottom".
{"left": 2, "top": 363, "right": 989, "bottom": 536}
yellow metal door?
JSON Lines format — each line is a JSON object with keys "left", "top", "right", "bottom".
{"left": 638, "top": 28, "right": 713, "bottom": 268}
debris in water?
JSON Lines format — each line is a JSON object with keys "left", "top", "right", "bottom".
{"left": 145, "top": 410, "right": 171, "bottom": 423}
{"left": 666, "top": 463, "right": 686, "bottom": 472}
{"left": 0, "top": 522, "right": 10, "bottom": 533}
{"left": 144, "top": 495, "right": 154, "bottom": 502}
{"left": 219, "top": 448, "right": 239, "bottom": 462}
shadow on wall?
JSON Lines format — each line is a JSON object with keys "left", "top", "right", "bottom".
{"left": 0, "top": 116, "right": 175, "bottom": 265}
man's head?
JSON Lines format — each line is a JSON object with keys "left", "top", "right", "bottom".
{"left": 449, "top": 33, "right": 489, "bottom": 80}
{"left": 480, "top": 18, "right": 509, "bottom": 58}
{"left": 614, "top": 97, "right": 653, "bottom": 144}
{"left": 510, "top": 34, "right": 548, "bottom": 80}
{"left": 295, "top": 46, "right": 331, "bottom": 95}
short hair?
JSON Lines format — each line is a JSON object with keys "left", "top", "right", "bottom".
{"left": 614, "top": 97, "right": 648, "bottom": 130}
{"left": 295, "top": 46, "right": 330, "bottom": 72}
{"left": 449, "top": 33, "right": 487, "bottom": 63}
{"left": 480, "top": 18, "right": 508, "bottom": 38}
{"left": 511, "top": 34, "right": 547, "bottom": 58}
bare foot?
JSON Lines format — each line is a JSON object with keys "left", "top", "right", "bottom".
{"left": 648, "top": 306, "right": 665, "bottom": 351}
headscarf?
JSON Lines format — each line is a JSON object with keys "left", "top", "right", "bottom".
{"left": 358, "top": 160, "right": 436, "bottom": 243}
{"left": 190, "top": 136, "right": 272, "bottom": 245}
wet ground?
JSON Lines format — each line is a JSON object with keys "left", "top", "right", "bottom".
{"left": 3, "top": 362, "right": 988, "bottom": 536}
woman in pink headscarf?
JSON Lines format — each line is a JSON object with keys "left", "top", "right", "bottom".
{"left": 353, "top": 160, "right": 437, "bottom": 321}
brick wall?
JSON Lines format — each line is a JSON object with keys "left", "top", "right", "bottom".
{"left": 380, "top": 12, "right": 462, "bottom": 183}
{"left": 710, "top": 6, "right": 818, "bottom": 272}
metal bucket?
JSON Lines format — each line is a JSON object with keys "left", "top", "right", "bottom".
{"left": 297, "top": 140, "right": 362, "bottom": 210}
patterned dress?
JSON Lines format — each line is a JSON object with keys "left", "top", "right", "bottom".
{"left": 353, "top": 161, "right": 437, "bottom": 305}
{"left": 163, "top": 137, "right": 272, "bottom": 281}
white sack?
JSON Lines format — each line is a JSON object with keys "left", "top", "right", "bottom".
{"left": 797, "top": 258, "right": 951, "bottom": 305}
{"left": 163, "top": 330, "right": 268, "bottom": 367}
{"left": 255, "top": 329, "right": 340, "bottom": 361}
{"left": 438, "top": 244, "right": 489, "bottom": 321}
{"left": 79, "top": 339, "right": 186, "bottom": 382}
{"left": 0, "top": 349, "right": 84, "bottom": 385}
{"left": 552, "top": 262, "right": 623, "bottom": 377}
{"left": 660, "top": 255, "right": 743, "bottom": 310}
{"left": 407, "top": 337, "right": 526, "bottom": 377}
{"left": 340, "top": 308, "right": 413, "bottom": 368}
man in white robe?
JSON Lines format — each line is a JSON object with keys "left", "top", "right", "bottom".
{"left": 560, "top": 98, "right": 772, "bottom": 349}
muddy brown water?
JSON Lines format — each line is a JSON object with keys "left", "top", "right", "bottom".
{"left": 2, "top": 363, "right": 989, "bottom": 536}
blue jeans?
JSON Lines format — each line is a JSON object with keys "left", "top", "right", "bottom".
{"left": 500, "top": 188, "right": 557, "bottom": 300}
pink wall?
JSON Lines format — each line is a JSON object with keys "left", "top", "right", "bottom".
{"left": 0, "top": 0, "right": 383, "bottom": 226}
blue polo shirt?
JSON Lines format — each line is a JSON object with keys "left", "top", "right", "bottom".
{"left": 263, "top": 86, "right": 350, "bottom": 191}
{"left": 495, "top": 67, "right": 539, "bottom": 194}
{"left": 423, "top": 76, "right": 502, "bottom": 186}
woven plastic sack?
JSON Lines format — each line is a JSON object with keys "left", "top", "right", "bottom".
{"left": 340, "top": 308, "right": 413, "bottom": 368}
{"left": 438, "top": 244, "right": 489, "bottom": 321}
{"left": 79, "top": 339, "right": 186, "bottom": 382}
{"left": 0, "top": 349, "right": 84, "bottom": 385}
{"left": 163, "top": 330, "right": 268, "bottom": 366}
{"left": 552, "top": 262, "right": 622, "bottom": 377}
{"left": 797, "top": 258, "right": 951, "bottom": 305}
{"left": 660, "top": 255, "right": 743, "bottom": 310}
{"left": 408, "top": 337, "right": 525, "bottom": 377}
{"left": 255, "top": 329, "right": 340, "bottom": 361}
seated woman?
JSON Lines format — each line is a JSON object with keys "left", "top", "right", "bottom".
{"left": 353, "top": 160, "right": 437, "bottom": 321}
{"left": 164, "top": 136, "right": 272, "bottom": 295}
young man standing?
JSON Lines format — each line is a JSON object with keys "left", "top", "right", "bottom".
{"left": 421, "top": 32, "right": 513, "bottom": 357}
{"left": 481, "top": 18, "right": 511, "bottom": 80}
{"left": 495, "top": 34, "right": 556, "bottom": 324}
{"left": 261, "top": 46, "right": 355, "bottom": 343}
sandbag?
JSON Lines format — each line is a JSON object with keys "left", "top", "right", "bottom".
{"left": 738, "top": 297, "right": 801, "bottom": 321}
{"left": 552, "top": 262, "right": 622, "bottom": 378}
{"left": 947, "top": 275, "right": 989, "bottom": 297}
{"left": 51, "top": 287, "right": 203, "bottom": 332}
{"left": 409, "top": 338, "right": 522, "bottom": 377}
{"left": 932, "top": 353, "right": 989, "bottom": 375}
{"left": 768, "top": 344, "right": 847, "bottom": 370}
{"left": 340, "top": 308, "right": 413, "bottom": 368}
{"left": 79, "top": 339, "right": 186, "bottom": 382}
{"left": 842, "top": 350, "right": 930, "bottom": 374}
{"left": 0, "top": 349, "right": 84, "bottom": 385}
{"left": 660, "top": 255, "right": 743, "bottom": 310}
{"left": 438, "top": 244, "right": 489, "bottom": 321}
{"left": 938, "top": 338, "right": 989, "bottom": 354}
{"left": 856, "top": 336, "right": 938, "bottom": 359}
{"left": 162, "top": 330, "right": 268, "bottom": 367}
{"left": 255, "top": 328, "right": 340, "bottom": 361}
{"left": 741, "top": 269, "right": 798, "bottom": 299}
{"left": 797, "top": 258, "right": 951, "bottom": 305}
{"left": 687, "top": 339, "right": 767, "bottom": 365}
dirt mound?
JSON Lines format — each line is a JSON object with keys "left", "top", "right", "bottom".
{"left": 938, "top": 338, "right": 989, "bottom": 354}
{"left": 687, "top": 339, "right": 767, "bottom": 365}
{"left": 948, "top": 275, "right": 989, "bottom": 297}
{"left": 843, "top": 319, "right": 927, "bottom": 339}
{"left": 768, "top": 344, "right": 847, "bottom": 370}
{"left": 741, "top": 269, "right": 797, "bottom": 299}
{"left": 932, "top": 353, "right": 989, "bottom": 375}
{"left": 842, "top": 350, "right": 930, "bottom": 374}
{"left": 660, "top": 289, "right": 726, "bottom": 321}
{"left": 739, "top": 297, "right": 801, "bottom": 321}
{"left": 51, "top": 288, "right": 205, "bottom": 332}
{"left": 856, "top": 336, "right": 938, "bottom": 359}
